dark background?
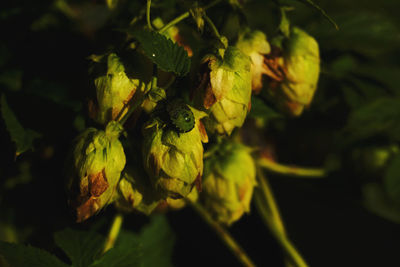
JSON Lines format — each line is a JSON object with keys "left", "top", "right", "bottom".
{"left": 1, "top": 0, "right": 400, "bottom": 266}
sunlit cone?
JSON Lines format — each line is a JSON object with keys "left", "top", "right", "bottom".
{"left": 266, "top": 27, "right": 320, "bottom": 116}
{"left": 202, "top": 142, "right": 256, "bottom": 225}
{"left": 166, "top": 187, "right": 199, "bottom": 210}
{"left": 142, "top": 105, "right": 208, "bottom": 199}
{"left": 196, "top": 46, "right": 252, "bottom": 135}
{"left": 89, "top": 53, "right": 146, "bottom": 125}
{"left": 68, "top": 121, "right": 126, "bottom": 222}
{"left": 236, "top": 29, "right": 271, "bottom": 93}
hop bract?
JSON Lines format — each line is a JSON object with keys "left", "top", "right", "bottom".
{"left": 202, "top": 142, "right": 256, "bottom": 225}
{"left": 269, "top": 27, "right": 320, "bottom": 116}
{"left": 68, "top": 121, "right": 126, "bottom": 222}
{"left": 197, "top": 46, "right": 252, "bottom": 135}
{"left": 142, "top": 105, "right": 208, "bottom": 199}
{"left": 91, "top": 53, "right": 144, "bottom": 124}
{"left": 236, "top": 29, "right": 271, "bottom": 93}
{"left": 114, "top": 167, "right": 161, "bottom": 215}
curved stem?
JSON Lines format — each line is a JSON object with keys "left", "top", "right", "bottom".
{"left": 158, "top": 0, "right": 222, "bottom": 34}
{"left": 190, "top": 201, "right": 256, "bottom": 267}
{"left": 255, "top": 169, "right": 309, "bottom": 267}
{"left": 257, "top": 157, "right": 326, "bottom": 178}
{"left": 103, "top": 213, "right": 124, "bottom": 254}
{"left": 146, "top": 0, "right": 153, "bottom": 30}
{"left": 203, "top": 14, "right": 222, "bottom": 41}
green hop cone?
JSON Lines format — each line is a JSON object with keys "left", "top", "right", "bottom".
{"left": 270, "top": 27, "right": 320, "bottom": 116}
{"left": 114, "top": 167, "right": 161, "bottom": 215}
{"left": 236, "top": 29, "right": 271, "bottom": 93}
{"left": 142, "top": 105, "right": 208, "bottom": 199}
{"left": 202, "top": 142, "right": 256, "bottom": 225}
{"left": 90, "top": 53, "right": 146, "bottom": 124}
{"left": 198, "top": 46, "right": 252, "bottom": 135}
{"left": 68, "top": 121, "right": 126, "bottom": 222}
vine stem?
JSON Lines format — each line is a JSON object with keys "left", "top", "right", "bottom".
{"left": 146, "top": 0, "right": 153, "bottom": 30}
{"left": 189, "top": 201, "right": 256, "bottom": 267}
{"left": 257, "top": 157, "right": 326, "bottom": 178}
{"left": 255, "top": 168, "right": 309, "bottom": 267}
{"left": 158, "top": 0, "right": 222, "bottom": 34}
{"left": 203, "top": 14, "right": 225, "bottom": 46}
{"left": 103, "top": 213, "right": 124, "bottom": 254}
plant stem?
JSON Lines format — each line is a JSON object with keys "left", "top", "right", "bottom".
{"left": 255, "top": 170, "right": 309, "bottom": 267}
{"left": 190, "top": 201, "right": 256, "bottom": 267}
{"left": 203, "top": 14, "right": 222, "bottom": 41}
{"left": 158, "top": 0, "right": 222, "bottom": 34}
{"left": 103, "top": 213, "right": 124, "bottom": 254}
{"left": 257, "top": 157, "right": 326, "bottom": 178}
{"left": 146, "top": 0, "right": 153, "bottom": 30}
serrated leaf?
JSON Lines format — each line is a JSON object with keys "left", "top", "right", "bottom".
{"left": 89, "top": 231, "right": 141, "bottom": 267}
{"left": 343, "top": 98, "right": 400, "bottom": 143}
{"left": 132, "top": 30, "right": 191, "bottom": 76}
{"left": 1, "top": 94, "right": 41, "bottom": 157}
{"left": 54, "top": 228, "right": 105, "bottom": 267}
{"left": 0, "top": 241, "right": 69, "bottom": 267}
{"left": 293, "top": 0, "right": 338, "bottom": 30}
{"left": 384, "top": 155, "right": 400, "bottom": 205}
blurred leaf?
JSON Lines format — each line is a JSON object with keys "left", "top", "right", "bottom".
{"left": 137, "top": 215, "right": 175, "bottom": 267}
{"left": 0, "top": 241, "right": 69, "bottom": 267}
{"left": 54, "top": 228, "right": 105, "bottom": 267}
{"left": 4, "top": 162, "right": 32, "bottom": 190}
{"left": 249, "top": 97, "right": 283, "bottom": 120}
{"left": 384, "top": 155, "right": 400, "bottom": 204}
{"left": 293, "top": 0, "right": 338, "bottom": 30}
{"left": 363, "top": 183, "right": 400, "bottom": 224}
{"left": 343, "top": 97, "right": 400, "bottom": 143}
{"left": 132, "top": 30, "right": 191, "bottom": 76}
{"left": 313, "top": 12, "right": 400, "bottom": 57}
{"left": 0, "top": 70, "right": 23, "bottom": 92}
{"left": 1, "top": 94, "right": 41, "bottom": 157}
{"left": 89, "top": 232, "right": 141, "bottom": 267}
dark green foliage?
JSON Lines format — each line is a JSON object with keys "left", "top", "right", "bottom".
{"left": 132, "top": 30, "right": 191, "bottom": 76}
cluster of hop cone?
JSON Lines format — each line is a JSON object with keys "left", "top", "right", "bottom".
{"left": 67, "top": 22, "right": 320, "bottom": 226}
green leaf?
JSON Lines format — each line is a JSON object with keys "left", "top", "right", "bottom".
{"left": 132, "top": 30, "right": 191, "bottom": 76}
{"left": 293, "top": 0, "right": 338, "bottom": 30}
{"left": 363, "top": 183, "right": 400, "bottom": 224}
{"left": 249, "top": 97, "right": 283, "bottom": 120}
{"left": 343, "top": 97, "right": 400, "bottom": 143}
{"left": 0, "top": 241, "right": 69, "bottom": 267}
{"left": 54, "top": 228, "right": 105, "bottom": 267}
{"left": 137, "top": 215, "right": 175, "bottom": 267}
{"left": 89, "top": 231, "right": 141, "bottom": 267}
{"left": 1, "top": 94, "right": 41, "bottom": 157}
{"left": 384, "top": 155, "right": 400, "bottom": 205}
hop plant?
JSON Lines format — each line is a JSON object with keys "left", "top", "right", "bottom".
{"left": 67, "top": 121, "right": 126, "bottom": 222}
{"left": 202, "top": 142, "right": 256, "bottom": 225}
{"left": 196, "top": 45, "right": 252, "bottom": 135}
{"left": 266, "top": 27, "right": 320, "bottom": 116}
{"left": 142, "top": 104, "right": 208, "bottom": 199}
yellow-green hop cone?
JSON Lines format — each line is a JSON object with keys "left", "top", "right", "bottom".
{"left": 68, "top": 121, "right": 126, "bottom": 222}
{"left": 202, "top": 143, "right": 256, "bottom": 225}
{"left": 271, "top": 27, "right": 320, "bottom": 116}
{"left": 236, "top": 29, "right": 271, "bottom": 93}
{"left": 114, "top": 167, "right": 161, "bottom": 215}
{"left": 166, "top": 187, "right": 199, "bottom": 210}
{"left": 142, "top": 106, "right": 208, "bottom": 199}
{"left": 90, "top": 53, "right": 145, "bottom": 124}
{"left": 198, "top": 46, "right": 252, "bottom": 135}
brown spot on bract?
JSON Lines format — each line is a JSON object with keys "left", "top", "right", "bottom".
{"left": 89, "top": 169, "right": 109, "bottom": 197}
{"left": 194, "top": 173, "right": 202, "bottom": 192}
{"left": 76, "top": 197, "right": 100, "bottom": 222}
{"left": 198, "top": 121, "right": 208, "bottom": 143}
{"left": 203, "top": 83, "right": 217, "bottom": 109}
